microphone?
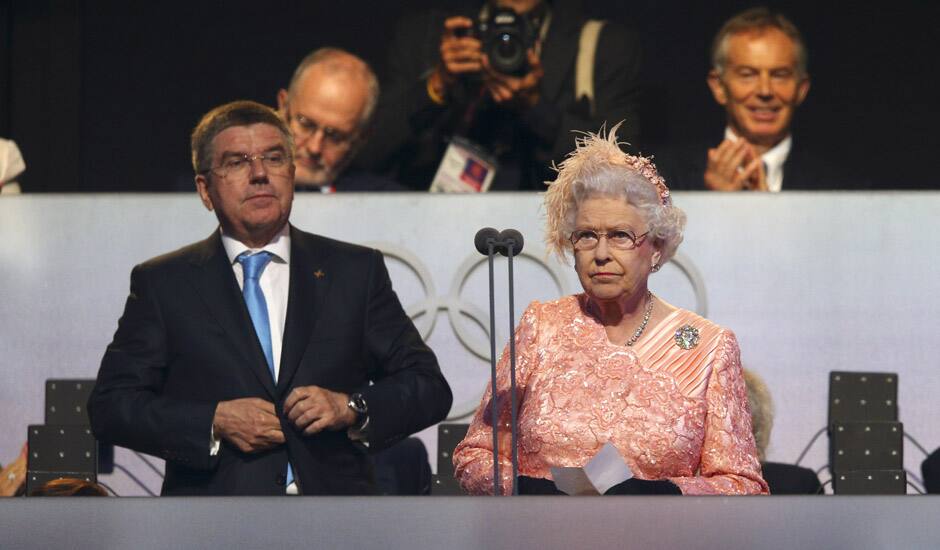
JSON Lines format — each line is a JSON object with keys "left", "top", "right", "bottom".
{"left": 497, "top": 229, "right": 524, "bottom": 257}
{"left": 474, "top": 227, "right": 500, "bottom": 256}
{"left": 472, "top": 227, "right": 525, "bottom": 495}
{"left": 475, "top": 226, "right": 503, "bottom": 495}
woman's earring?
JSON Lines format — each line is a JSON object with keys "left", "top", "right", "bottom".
{"left": 651, "top": 264, "right": 661, "bottom": 273}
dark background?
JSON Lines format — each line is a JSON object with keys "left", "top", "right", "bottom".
{"left": 2, "top": 0, "right": 937, "bottom": 192}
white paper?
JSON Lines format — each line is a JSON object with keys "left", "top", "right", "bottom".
{"left": 550, "top": 467, "right": 596, "bottom": 495}
{"left": 549, "top": 442, "right": 633, "bottom": 496}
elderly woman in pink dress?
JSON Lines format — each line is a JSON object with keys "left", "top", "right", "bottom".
{"left": 453, "top": 126, "right": 768, "bottom": 495}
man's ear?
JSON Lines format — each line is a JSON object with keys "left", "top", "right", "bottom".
{"left": 277, "top": 89, "right": 289, "bottom": 115}
{"left": 195, "top": 174, "right": 214, "bottom": 212}
{"left": 795, "top": 76, "right": 811, "bottom": 106}
{"left": 707, "top": 70, "right": 728, "bottom": 106}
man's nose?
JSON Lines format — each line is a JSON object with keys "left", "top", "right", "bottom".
{"left": 757, "top": 72, "right": 772, "bottom": 98}
{"left": 249, "top": 156, "right": 269, "bottom": 184}
{"left": 303, "top": 128, "right": 325, "bottom": 156}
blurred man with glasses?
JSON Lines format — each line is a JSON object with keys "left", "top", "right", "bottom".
{"left": 89, "top": 100, "right": 451, "bottom": 495}
{"left": 277, "top": 48, "right": 403, "bottom": 192}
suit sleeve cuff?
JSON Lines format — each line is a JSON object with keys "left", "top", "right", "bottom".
{"left": 209, "top": 425, "right": 221, "bottom": 456}
{"left": 347, "top": 415, "right": 371, "bottom": 446}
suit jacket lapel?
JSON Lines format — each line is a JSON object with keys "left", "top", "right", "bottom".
{"left": 189, "top": 231, "right": 277, "bottom": 399}
{"left": 277, "top": 227, "right": 332, "bottom": 395}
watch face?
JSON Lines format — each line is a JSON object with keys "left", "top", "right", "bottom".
{"left": 349, "top": 393, "right": 368, "bottom": 414}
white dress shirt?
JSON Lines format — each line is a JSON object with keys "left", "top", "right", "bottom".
{"left": 221, "top": 224, "right": 291, "bottom": 378}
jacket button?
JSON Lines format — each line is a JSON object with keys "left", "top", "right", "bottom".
{"left": 276, "top": 474, "right": 287, "bottom": 486}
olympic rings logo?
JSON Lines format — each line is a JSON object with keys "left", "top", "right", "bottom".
{"left": 366, "top": 243, "right": 707, "bottom": 420}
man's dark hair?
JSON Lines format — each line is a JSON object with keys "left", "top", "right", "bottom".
{"left": 711, "top": 7, "right": 807, "bottom": 78}
{"left": 191, "top": 100, "right": 294, "bottom": 174}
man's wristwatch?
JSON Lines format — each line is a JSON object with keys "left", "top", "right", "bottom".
{"left": 347, "top": 393, "right": 368, "bottom": 424}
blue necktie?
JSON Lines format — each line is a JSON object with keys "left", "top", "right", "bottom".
{"left": 239, "top": 252, "right": 276, "bottom": 378}
{"left": 237, "top": 251, "right": 293, "bottom": 487}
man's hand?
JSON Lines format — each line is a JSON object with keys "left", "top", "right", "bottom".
{"left": 213, "top": 398, "right": 285, "bottom": 453}
{"left": 429, "top": 16, "right": 484, "bottom": 99}
{"left": 284, "top": 386, "right": 357, "bottom": 436}
{"left": 482, "top": 49, "right": 543, "bottom": 108}
{"left": 704, "top": 138, "right": 767, "bottom": 191}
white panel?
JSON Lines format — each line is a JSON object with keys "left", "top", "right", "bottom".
{"left": 1, "top": 191, "right": 937, "bottom": 495}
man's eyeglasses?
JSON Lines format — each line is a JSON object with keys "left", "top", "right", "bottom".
{"left": 286, "top": 110, "right": 355, "bottom": 148}
{"left": 569, "top": 229, "right": 649, "bottom": 251}
{"left": 208, "top": 151, "right": 292, "bottom": 180}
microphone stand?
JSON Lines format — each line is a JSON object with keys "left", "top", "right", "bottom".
{"left": 474, "top": 227, "right": 525, "bottom": 496}
{"left": 486, "top": 235, "right": 501, "bottom": 496}
{"left": 504, "top": 232, "right": 521, "bottom": 496}
{"left": 475, "top": 227, "right": 502, "bottom": 495}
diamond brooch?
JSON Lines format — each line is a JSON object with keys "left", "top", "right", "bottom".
{"left": 674, "top": 324, "right": 700, "bottom": 350}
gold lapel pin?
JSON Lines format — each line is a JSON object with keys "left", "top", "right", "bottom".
{"left": 314, "top": 269, "right": 325, "bottom": 279}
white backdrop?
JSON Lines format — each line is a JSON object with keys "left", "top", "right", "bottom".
{"left": 1, "top": 192, "right": 937, "bottom": 495}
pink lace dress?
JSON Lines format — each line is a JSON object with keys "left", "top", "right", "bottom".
{"left": 453, "top": 294, "right": 769, "bottom": 495}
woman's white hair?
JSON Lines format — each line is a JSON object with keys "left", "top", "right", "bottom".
{"left": 744, "top": 368, "right": 774, "bottom": 462}
{"left": 544, "top": 123, "right": 686, "bottom": 267}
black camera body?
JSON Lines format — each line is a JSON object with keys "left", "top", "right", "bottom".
{"left": 476, "top": 7, "right": 536, "bottom": 76}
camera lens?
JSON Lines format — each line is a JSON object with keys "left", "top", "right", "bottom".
{"left": 489, "top": 32, "right": 525, "bottom": 74}
{"left": 481, "top": 7, "right": 532, "bottom": 76}
{"left": 497, "top": 34, "right": 519, "bottom": 59}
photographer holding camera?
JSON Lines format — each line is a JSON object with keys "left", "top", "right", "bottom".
{"left": 429, "top": 9, "right": 543, "bottom": 111}
{"left": 359, "top": 0, "right": 642, "bottom": 191}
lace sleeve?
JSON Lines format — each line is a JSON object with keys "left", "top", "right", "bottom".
{"left": 669, "top": 330, "right": 770, "bottom": 495}
{"left": 452, "top": 302, "right": 541, "bottom": 495}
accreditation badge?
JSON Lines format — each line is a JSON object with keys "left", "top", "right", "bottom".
{"left": 429, "top": 137, "right": 497, "bottom": 193}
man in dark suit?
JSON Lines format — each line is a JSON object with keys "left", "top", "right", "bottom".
{"left": 88, "top": 100, "right": 451, "bottom": 495}
{"left": 358, "top": 0, "right": 642, "bottom": 191}
{"left": 664, "top": 8, "right": 847, "bottom": 192}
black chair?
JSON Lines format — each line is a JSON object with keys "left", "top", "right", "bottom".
{"left": 372, "top": 437, "right": 432, "bottom": 495}
{"left": 431, "top": 423, "right": 469, "bottom": 495}
{"left": 923, "top": 447, "right": 940, "bottom": 494}
{"left": 761, "top": 462, "right": 823, "bottom": 495}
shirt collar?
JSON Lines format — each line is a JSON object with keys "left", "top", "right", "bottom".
{"left": 221, "top": 223, "right": 291, "bottom": 265}
{"left": 762, "top": 136, "right": 791, "bottom": 173}
{"left": 723, "top": 127, "right": 792, "bottom": 166}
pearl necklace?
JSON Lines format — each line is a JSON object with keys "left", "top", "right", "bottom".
{"left": 625, "top": 290, "right": 654, "bottom": 347}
